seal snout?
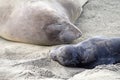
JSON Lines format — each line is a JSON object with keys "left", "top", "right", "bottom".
{"left": 70, "top": 23, "right": 82, "bottom": 39}
{"left": 50, "top": 45, "right": 81, "bottom": 67}
{"left": 77, "top": 31, "right": 82, "bottom": 38}
{"left": 59, "top": 21, "right": 82, "bottom": 43}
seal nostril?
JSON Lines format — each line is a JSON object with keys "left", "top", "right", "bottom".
{"left": 77, "top": 33, "right": 82, "bottom": 38}
{"left": 50, "top": 52, "right": 58, "bottom": 61}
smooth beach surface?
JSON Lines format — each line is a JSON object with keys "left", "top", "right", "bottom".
{"left": 0, "top": 0, "right": 120, "bottom": 80}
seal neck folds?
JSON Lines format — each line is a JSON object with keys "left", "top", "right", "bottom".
{"left": 57, "top": 0, "right": 82, "bottom": 23}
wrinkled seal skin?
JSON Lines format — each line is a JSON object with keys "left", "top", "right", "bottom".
{"left": 0, "top": 0, "right": 88, "bottom": 45}
{"left": 50, "top": 37, "right": 120, "bottom": 68}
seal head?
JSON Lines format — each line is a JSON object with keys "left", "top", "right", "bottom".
{"left": 50, "top": 45, "right": 81, "bottom": 67}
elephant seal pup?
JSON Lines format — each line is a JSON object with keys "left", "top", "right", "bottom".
{"left": 50, "top": 37, "right": 120, "bottom": 68}
{"left": 0, "top": 0, "right": 88, "bottom": 45}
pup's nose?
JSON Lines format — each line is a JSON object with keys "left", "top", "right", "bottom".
{"left": 50, "top": 52, "right": 57, "bottom": 61}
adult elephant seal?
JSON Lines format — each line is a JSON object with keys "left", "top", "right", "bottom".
{"left": 0, "top": 0, "right": 88, "bottom": 45}
{"left": 50, "top": 37, "right": 120, "bottom": 68}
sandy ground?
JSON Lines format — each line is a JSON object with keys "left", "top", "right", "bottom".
{"left": 0, "top": 0, "right": 120, "bottom": 80}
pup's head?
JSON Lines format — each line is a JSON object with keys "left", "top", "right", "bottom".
{"left": 50, "top": 45, "right": 81, "bottom": 67}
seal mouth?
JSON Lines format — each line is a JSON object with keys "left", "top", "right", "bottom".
{"left": 77, "top": 32, "right": 82, "bottom": 38}
{"left": 59, "top": 31, "right": 82, "bottom": 43}
{"left": 50, "top": 52, "right": 57, "bottom": 61}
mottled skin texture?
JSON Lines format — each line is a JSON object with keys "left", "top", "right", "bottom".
{"left": 50, "top": 37, "right": 120, "bottom": 68}
{"left": 0, "top": 0, "right": 88, "bottom": 45}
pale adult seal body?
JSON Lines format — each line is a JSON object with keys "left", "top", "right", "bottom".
{"left": 0, "top": 0, "right": 88, "bottom": 45}
{"left": 50, "top": 37, "right": 120, "bottom": 68}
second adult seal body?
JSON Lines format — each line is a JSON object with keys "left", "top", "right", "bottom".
{"left": 50, "top": 37, "right": 120, "bottom": 68}
{"left": 0, "top": 0, "right": 87, "bottom": 45}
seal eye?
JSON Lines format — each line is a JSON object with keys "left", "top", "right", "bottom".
{"left": 57, "top": 46, "right": 80, "bottom": 67}
{"left": 43, "top": 23, "right": 63, "bottom": 42}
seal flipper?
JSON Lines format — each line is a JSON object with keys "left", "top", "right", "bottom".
{"left": 113, "top": 54, "right": 120, "bottom": 63}
{"left": 87, "top": 57, "right": 116, "bottom": 68}
{"left": 79, "top": 0, "right": 88, "bottom": 7}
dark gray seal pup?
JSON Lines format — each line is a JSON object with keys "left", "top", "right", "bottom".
{"left": 0, "top": 0, "right": 88, "bottom": 45}
{"left": 50, "top": 37, "right": 120, "bottom": 68}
